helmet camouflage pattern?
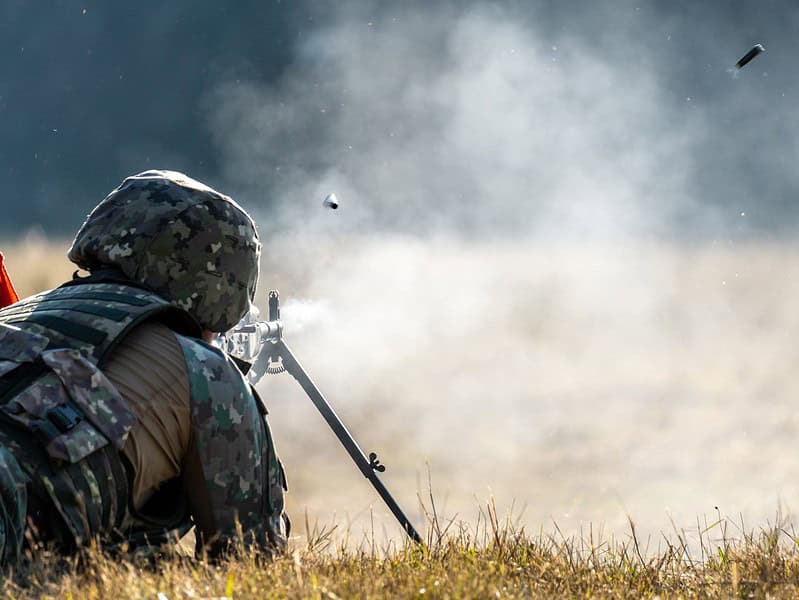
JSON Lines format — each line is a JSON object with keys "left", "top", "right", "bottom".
{"left": 68, "top": 170, "right": 260, "bottom": 332}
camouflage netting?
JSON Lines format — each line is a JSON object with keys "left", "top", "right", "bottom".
{"left": 68, "top": 170, "right": 261, "bottom": 332}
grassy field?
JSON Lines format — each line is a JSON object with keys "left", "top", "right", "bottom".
{"left": 4, "top": 235, "right": 799, "bottom": 597}
{"left": 1, "top": 237, "right": 76, "bottom": 299}
{"left": 5, "top": 506, "right": 799, "bottom": 598}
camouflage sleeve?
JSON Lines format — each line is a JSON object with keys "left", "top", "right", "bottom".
{"left": 175, "top": 335, "right": 286, "bottom": 556}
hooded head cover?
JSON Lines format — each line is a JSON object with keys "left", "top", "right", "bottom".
{"left": 68, "top": 170, "right": 261, "bottom": 332}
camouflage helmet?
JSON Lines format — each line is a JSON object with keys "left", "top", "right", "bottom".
{"left": 68, "top": 170, "right": 260, "bottom": 332}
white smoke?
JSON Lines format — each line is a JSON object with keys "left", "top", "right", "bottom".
{"left": 206, "top": 4, "right": 794, "bottom": 549}
{"left": 209, "top": 4, "right": 707, "bottom": 240}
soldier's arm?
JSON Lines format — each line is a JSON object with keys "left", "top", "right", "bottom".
{"left": 176, "top": 335, "right": 286, "bottom": 557}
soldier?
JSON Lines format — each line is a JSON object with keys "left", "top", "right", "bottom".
{"left": 0, "top": 170, "right": 288, "bottom": 566}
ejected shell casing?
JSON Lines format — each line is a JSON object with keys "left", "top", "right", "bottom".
{"left": 736, "top": 44, "right": 765, "bottom": 69}
{"left": 323, "top": 193, "right": 339, "bottom": 209}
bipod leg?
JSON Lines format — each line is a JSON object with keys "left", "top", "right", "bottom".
{"left": 275, "top": 340, "right": 423, "bottom": 545}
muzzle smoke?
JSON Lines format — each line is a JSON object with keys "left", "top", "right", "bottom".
{"left": 208, "top": 4, "right": 797, "bottom": 547}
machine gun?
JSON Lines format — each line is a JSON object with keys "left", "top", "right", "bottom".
{"left": 219, "top": 291, "right": 423, "bottom": 545}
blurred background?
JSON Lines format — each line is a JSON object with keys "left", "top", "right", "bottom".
{"left": 2, "top": 1, "right": 799, "bottom": 550}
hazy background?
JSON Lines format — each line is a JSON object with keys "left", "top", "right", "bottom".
{"left": 2, "top": 0, "right": 799, "bottom": 237}
{"left": 3, "top": 1, "right": 799, "bottom": 550}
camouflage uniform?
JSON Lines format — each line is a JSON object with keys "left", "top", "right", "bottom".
{"left": 0, "top": 171, "right": 287, "bottom": 565}
{"left": 0, "top": 444, "right": 26, "bottom": 565}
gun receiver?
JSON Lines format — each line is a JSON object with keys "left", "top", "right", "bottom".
{"left": 221, "top": 291, "right": 423, "bottom": 545}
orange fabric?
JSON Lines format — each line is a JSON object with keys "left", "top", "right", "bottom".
{"left": 0, "top": 253, "right": 19, "bottom": 308}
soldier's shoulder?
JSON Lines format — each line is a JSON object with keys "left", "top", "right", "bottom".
{"left": 174, "top": 333, "right": 225, "bottom": 364}
{"left": 173, "top": 334, "right": 245, "bottom": 386}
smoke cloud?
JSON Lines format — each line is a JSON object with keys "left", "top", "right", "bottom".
{"left": 207, "top": 4, "right": 798, "bottom": 548}
{"left": 209, "top": 3, "right": 713, "bottom": 240}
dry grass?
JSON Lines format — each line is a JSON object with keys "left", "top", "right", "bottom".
{"left": 5, "top": 503, "right": 799, "bottom": 598}
{"left": 0, "top": 236, "right": 76, "bottom": 299}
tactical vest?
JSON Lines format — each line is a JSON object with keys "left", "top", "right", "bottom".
{"left": 0, "top": 281, "right": 202, "bottom": 549}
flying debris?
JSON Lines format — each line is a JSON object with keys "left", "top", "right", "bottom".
{"left": 323, "top": 193, "right": 339, "bottom": 210}
{"left": 735, "top": 44, "right": 765, "bottom": 70}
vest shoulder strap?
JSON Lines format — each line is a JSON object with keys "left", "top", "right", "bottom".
{"left": 0, "top": 283, "right": 202, "bottom": 368}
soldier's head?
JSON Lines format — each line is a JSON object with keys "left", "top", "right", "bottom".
{"left": 68, "top": 170, "right": 260, "bottom": 333}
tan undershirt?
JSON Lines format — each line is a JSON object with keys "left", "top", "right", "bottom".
{"left": 103, "top": 322, "right": 191, "bottom": 511}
